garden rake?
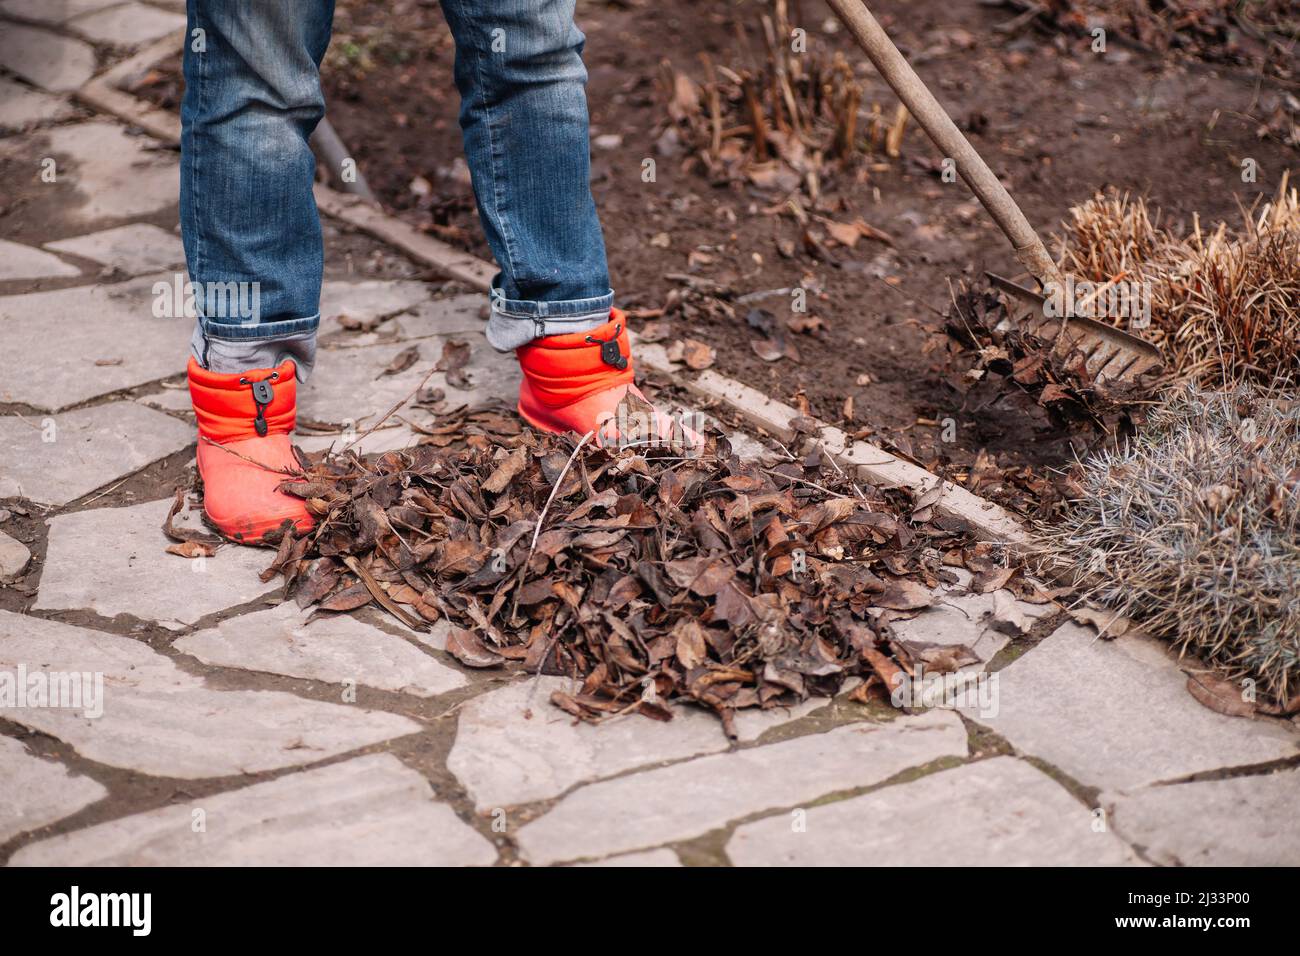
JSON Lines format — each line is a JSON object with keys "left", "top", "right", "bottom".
{"left": 826, "top": 0, "right": 1163, "bottom": 383}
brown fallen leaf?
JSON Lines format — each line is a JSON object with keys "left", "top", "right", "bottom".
{"left": 317, "top": 582, "right": 373, "bottom": 612}
{"left": 482, "top": 446, "right": 528, "bottom": 494}
{"left": 971, "top": 565, "right": 1018, "bottom": 594}
{"left": 825, "top": 219, "right": 862, "bottom": 248}
{"left": 682, "top": 338, "right": 716, "bottom": 370}
{"left": 377, "top": 345, "right": 419, "bottom": 378}
{"left": 862, "top": 647, "right": 907, "bottom": 700}
{"left": 446, "top": 626, "right": 505, "bottom": 668}
{"left": 874, "top": 578, "right": 932, "bottom": 611}
{"left": 988, "top": 589, "right": 1032, "bottom": 635}
{"left": 892, "top": 638, "right": 981, "bottom": 674}
{"left": 342, "top": 554, "right": 424, "bottom": 631}
{"left": 1068, "top": 605, "right": 1131, "bottom": 638}
{"left": 166, "top": 540, "right": 216, "bottom": 559}
{"left": 161, "top": 488, "right": 222, "bottom": 547}
{"left": 1185, "top": 673, "right": 1257, "bottom": 720}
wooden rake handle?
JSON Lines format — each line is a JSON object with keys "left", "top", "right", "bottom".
{"left": 826, "top": 0, "right": 1065, "bottom": 292}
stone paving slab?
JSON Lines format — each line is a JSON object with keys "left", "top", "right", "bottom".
{"left": 304, "top": 333, "right": 519, "bottom": 426}
{"left": 1103, "top": 768, "right": 1300, "bottom": 866}
{"left": 135, "top": 386, "right": 192, "bottom": 414}
{"left": 574, "top": 848, "right": 682, "bottom": 867}
{"left": 34, "top": 497, "right": 278, "bottom": 625}
{"left": 67, "top": 1, "right": 185, "bottom": 47}
{"left": 0, "top": 238, "right": 81, "bottom": 281}
{"left": 0, "top": 275, "right": 191, "bottom": 409}
{"left": 175, "top": 603, "right": 467, "bottom": 698}
{"left": 0, "top": 77, "right": 76, "bottom": 130}
{"left": 0, "top": 611, "right": 421, "bottom": 779}
{"left": 10, "top": 754, "right": 496, "bottom": 866}
{"left": 0, "top": 277, "right": 480, "bottom": 412}
{"left": 0, "top": 0, "right": 122, "bottom": 23}
{"left": 11, "top": 122, "right": 179, "bottom": 223}
{"left": 0, "top": 529, "right": 32, "bottom": 579}
{"left": 0, "top": 735, "right": 107, "bottom": 844}
{"left": 447, "top": 675, "right": 838, "bottom": 811}
{"left": 886, "top": 589, "right": 1027, "bottom": 671}
{"left": 515, "top": 710, "right": 968, "bottom": 865}
{"left": 0, "top": 23, "right": 96, "bottom": 92}
{"left": 726, "top": 756, "right": 1141, "bottom": 866}
{"left": 45, "top": 223, "right": 185, "bottom": 275}
{"left": 357, "top": 293, "right": 485, "bottom": 341}
{"left": 317, "top": 279, "right": 438, "bottom": 336}
{"left": 0, "top": 401, "right": 192, "bottom": 505}
{"left": 883, "top": 572, "right": 1055, "bottom": 671}
{"left": 960, "top": 623, "right": 1298, "bottom": 791}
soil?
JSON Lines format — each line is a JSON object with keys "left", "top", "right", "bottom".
{"left": 117, "top": 0, "right": 1300, "bottom": 510}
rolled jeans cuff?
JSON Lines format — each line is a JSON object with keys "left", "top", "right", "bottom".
{"left": 191, "top": 313, "right": 321, "bottom": 382}
{"left": 485, "top": 288, "right": 615, "bottom": 351}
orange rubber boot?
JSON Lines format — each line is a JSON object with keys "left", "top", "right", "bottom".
{"left": 516, "top": 309, "right": 703, "bottom": 451}
{"left": 187, "top": 358, "right": 314, "bottom": 544}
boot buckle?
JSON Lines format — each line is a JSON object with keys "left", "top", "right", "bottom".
{"left": 250, "top": 379, "right": 274, "bottom": 437}
{"left": 587, "top": 325, "right": 628, "bottom": 371}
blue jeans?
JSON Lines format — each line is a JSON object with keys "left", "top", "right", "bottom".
{"left": 181, "top": 0, "right": 614, "bottom": 378}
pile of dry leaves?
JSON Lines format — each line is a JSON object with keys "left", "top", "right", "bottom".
{"left": 239, "top": 394, "right": 1043, "bottom": 735}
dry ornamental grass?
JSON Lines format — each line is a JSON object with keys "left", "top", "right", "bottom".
{"left": 1041, "top": 385, "right": 1300, "bottom": 706}
{"left": 1058, "top": 175, "right": 1300, "bottom": 388}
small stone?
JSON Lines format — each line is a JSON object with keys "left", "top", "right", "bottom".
{"left": 516, "top": 710, "right": 968, "bottom": 864}
{"left": 35, "top": 498, "right": 279, "bottom": 624}
{"left": 960, "top": 623, "right": 1299, "bottom": 790}
{"left": 1104, "top": 768, "right": 1300, "bottom": 866}
{"left": 0, "top": 24, "right": 96, "bottom": 91}
{"left": 45, "top": 223, "right": 186, "bottom": 276}
{"left": 10, "top": 754, "right": 495, "bottom": 865}
{"left": 0, "top": 78, "right": 76, "bottom": 130}
{"left": 175, "top": 603, "right": 467, "bottom": 698}
{"left": 726, "top": 757, "right": 1141, "bottom": 866}
{"left": 0, "top": 611, "right": 420, "bottom": 779}
{"left": 0, "top": 530, "right": 32, "bottom": 579}
{"left": 0, "top": 402, "right": 193, "bottom": 505}
{"left": 0, "top": 736, "right": 106, "bottom": 844}
{"left": 67, "top": 2, "right": 187, "bottom": 47}
{"left": 0, "top": 239, "right": 80, "bottom": 281}
{"left": 447, "top": 675, "right": 836, "bottom": 810}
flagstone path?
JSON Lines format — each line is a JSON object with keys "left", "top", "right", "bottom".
{"left": 0, "top": 2, "right": 1296, "bottom": 867}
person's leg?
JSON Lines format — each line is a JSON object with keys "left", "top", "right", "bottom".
{"left": 181, "top": 0, "right": 334, "bottom": 543}
{"left": 438, "top": 0, "right": 613, "bottom": 350}
{"left": 440, "top": 0, "right": 699, "bottom": 448}
{"left": 181, "top": 0, "right": 334, "bottom": 381}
